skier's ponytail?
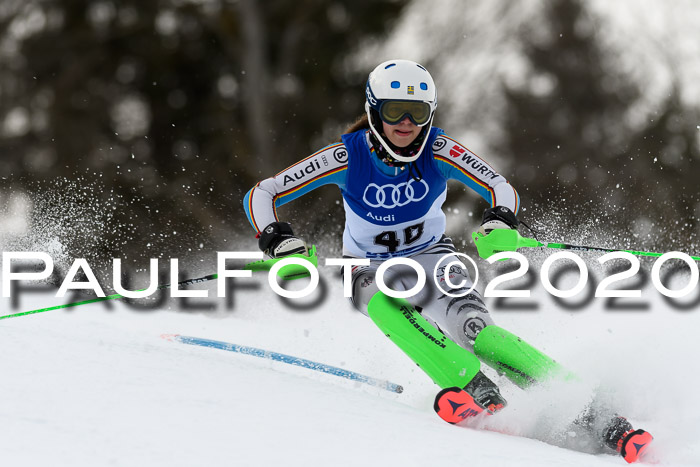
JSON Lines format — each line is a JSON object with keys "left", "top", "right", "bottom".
{"left": 337, "top": 114, "right": 369, "bottom": 141}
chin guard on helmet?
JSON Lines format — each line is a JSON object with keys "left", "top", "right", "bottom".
{"left": 365, "top": 59, "right": 437, "bottom": 164}
{"left": 366, "top": 111, "right": 430, "bottom": 167}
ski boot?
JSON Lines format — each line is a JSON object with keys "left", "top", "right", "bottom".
{"left": 602, "top": 416, "right": 654, "bottom": 463}
{"left": 434, "top": 371, "right": 507, "bottom": 424}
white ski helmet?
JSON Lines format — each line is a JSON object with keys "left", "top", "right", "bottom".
{"left": 365, "top": 59, "right": 437, "bottom": 163}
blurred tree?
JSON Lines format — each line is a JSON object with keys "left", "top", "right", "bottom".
{"left": 0, "top": 0, "right": 405, "bottom": 262}
{"left": 500, "top": 0, "right": 699, "bottom": 247}
{"left": 499, "top": 0, "right": 640, "bottom": 212}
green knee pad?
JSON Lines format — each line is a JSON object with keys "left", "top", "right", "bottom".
{"left": 367, "top": 292, "right": 481, "bottom": 389}
{"left": 473, "top": 325, "right": 575, "bottom": 388}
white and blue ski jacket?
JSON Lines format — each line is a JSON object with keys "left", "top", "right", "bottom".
{"left": 244, "top": 128, "right": 519, "bottom": 258}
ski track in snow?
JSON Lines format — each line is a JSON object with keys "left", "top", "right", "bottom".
{"left": 1, "top": 269, "right": 699, "bottom": 467}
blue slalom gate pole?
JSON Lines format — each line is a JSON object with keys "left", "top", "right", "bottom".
{"left": 163, "top": 334, "right": 404, "bottom": 394}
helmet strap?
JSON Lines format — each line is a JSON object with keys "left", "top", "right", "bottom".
{"left": 365, "top": 104, "right": 433, "bottom": 164}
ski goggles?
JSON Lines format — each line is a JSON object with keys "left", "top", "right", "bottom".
{"left": 377, "top": 100, "right": 432, "bottom": 126}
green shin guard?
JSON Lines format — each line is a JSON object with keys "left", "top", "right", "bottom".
{"left": 367, "top": 292, "right": 481, "bottom": 389}
{"left": 473, "top": 325, "right": 575, "bottom": 388}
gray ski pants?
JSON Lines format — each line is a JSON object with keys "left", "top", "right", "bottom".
{"left": 349, "top": 236, "right": 494, "bottom": 351}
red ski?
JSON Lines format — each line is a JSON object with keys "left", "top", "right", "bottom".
{"left": 433, "top": 386, "right": 487, "bottom": 424}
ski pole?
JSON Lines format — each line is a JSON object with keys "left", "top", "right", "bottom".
{"left": 0, "top": 273, "right": 218, "bottom": 321}
{"left": 535, "top": 241, "right": 700, "bottom": 260}
{"left": 1, "top": 247, "right": 318, "bottom": 321}
{"left": 472, "top": 229, "right": 700, "bottom": 261}
{"left": 163, "top": 334, "right": 404, "bottom": 393}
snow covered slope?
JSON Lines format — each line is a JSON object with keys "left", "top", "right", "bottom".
{"left": 1, "top": 269, "right": 699, "bottom": 466}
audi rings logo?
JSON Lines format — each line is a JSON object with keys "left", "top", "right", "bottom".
{"left": 363, "top": 179, "right": 430, "bottom": 209}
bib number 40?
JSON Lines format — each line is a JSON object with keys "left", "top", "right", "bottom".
{"left": 375, "top": 223, "right": 424, "bottom": 253}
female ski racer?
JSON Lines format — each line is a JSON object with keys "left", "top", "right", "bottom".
{"left": 243, "top": 59, "right": 651, "bottom": 463}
